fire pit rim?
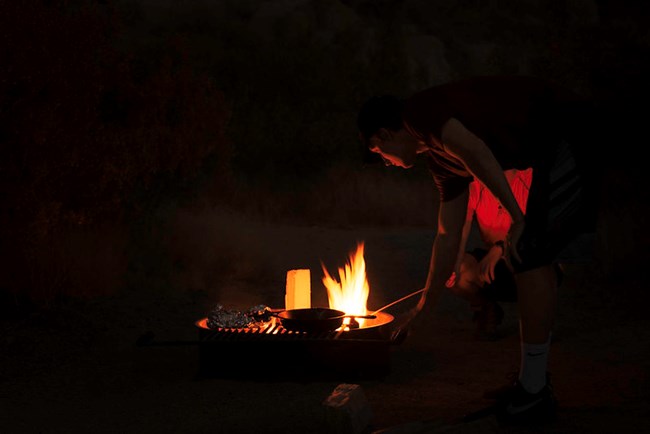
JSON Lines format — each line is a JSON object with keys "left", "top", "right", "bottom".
{"left": 195, "top": 310, "right": 394, "bottom": 332}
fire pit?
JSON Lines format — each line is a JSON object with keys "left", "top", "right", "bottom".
{"left": 191, "top": 242, "right": 415, "bottom": 380}
{"left": 195, "top": 310, "right": 394, "bottom": 339}
{"left": 194, "top": 310, "right": 396, "bottom": 381}
{"left": 138, "top": 242, "right": 414, "bottom": 381}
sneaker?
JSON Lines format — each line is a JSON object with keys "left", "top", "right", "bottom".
{"left": 484, "top": 371, "right": 552, "bottom": 401}
{"left": 494, "top": 379, "right": 557, "bottom": 426}
{"left": 483, "top": 371, "right": 519, "bottom": 400}
{"left": 472, "top": 301, "right": 504, "bottom": 340}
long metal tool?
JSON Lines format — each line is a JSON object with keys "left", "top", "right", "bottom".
{"left": 370, "top": 288, "right": 425, "bottom": 315}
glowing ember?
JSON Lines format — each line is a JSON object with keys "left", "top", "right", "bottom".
{"left": 321, "top": 241, "right": 370, "bottom": 328}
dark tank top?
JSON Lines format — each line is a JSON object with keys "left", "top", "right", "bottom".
{"left": 402, "top": 75, "right": 590, "bottom": 201}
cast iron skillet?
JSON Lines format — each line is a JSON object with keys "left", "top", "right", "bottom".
{"left": 272, "top": 307, "right": 376, "bottom": 333}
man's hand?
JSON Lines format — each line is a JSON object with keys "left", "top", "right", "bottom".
{"left": 446, "top": 271, "right": 459, "bottom": 288}
{"left": 389, "top": 289, "right": 427, "bottom": 341}
{"left": 390, "top": 305, "right": 420, "bottom": 333}
{"left": 478, "top": 246, "right": 502, "bottom": 284}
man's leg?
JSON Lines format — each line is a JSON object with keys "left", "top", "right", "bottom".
{"left": 515, "top": 264, "right": 559, "bottom": 394}
{"left": 515, "top": 264, "right": 557, "bottom": 344}
{"left": 490, "top": 264, "right": 558, "bottom": 424}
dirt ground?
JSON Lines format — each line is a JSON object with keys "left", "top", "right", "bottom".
{"left": 2, "top": 220, "right": 649, "bottom": 434}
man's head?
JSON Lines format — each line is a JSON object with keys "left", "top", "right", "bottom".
{"left": 357, "top": 95, "right": 404, "bottom": 147}
{"left": 357, "top": 95, "right": 421, "bottom": 168}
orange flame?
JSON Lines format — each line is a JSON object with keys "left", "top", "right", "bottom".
{"left": 321, "top": 241, "right": 369, "bottom": 327}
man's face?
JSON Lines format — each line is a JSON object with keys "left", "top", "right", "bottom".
{"left": 368, "top": 131, "right": 414, "bottom": 168}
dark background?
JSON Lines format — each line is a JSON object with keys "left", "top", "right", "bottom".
{"left": 2, "top": 0, "right": 648, "bottom": 307}
{"left": 2, "top": 2, "right": 650, "bottom": 433}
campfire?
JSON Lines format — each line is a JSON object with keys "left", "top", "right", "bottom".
{"left": 197, "top": 241, "right": 394, "bottom": 335}
{"left": 137, "top": 239, "right": 433, "bottom": 379}
{"left": 185, "top": 242, "right": 399, "bottom": 380}
{"left": 138, "top": 243, "right": 408, "bottom": 380}
{"left": 321, "top": 241, "right": 370, "bottom": 329}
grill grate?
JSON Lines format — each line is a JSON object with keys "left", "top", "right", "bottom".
{"left": 200, "top": 319, "right": 350, "bottom": 342}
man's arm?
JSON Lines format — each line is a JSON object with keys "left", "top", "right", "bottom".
{"left": 440, "top": 117, "right": 525, "bottom": 263}
{"left": 391, "top": 186, "right": 469, "bottom": 335}
{"left": 448, "top": 188, "right": 475, "bottom": 287}
{"left": 418, "top": 186, "right": 469, "bottom": 317}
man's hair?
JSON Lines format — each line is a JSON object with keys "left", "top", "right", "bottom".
{"left": 356, "top": 94, "right": 404, "bottom": 147}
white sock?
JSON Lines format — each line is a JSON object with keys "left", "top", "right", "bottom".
{"left": 518, "top": 334, "right": 551, "bottom": 394}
